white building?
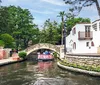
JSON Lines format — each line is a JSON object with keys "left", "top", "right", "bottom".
{"left": 66, "top": 19, "right": 100, "bottom": 54}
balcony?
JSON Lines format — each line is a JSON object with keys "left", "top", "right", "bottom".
{"left": 78, "top": 31, "right": 93, "bottom": 40}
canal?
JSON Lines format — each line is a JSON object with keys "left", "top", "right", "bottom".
{"left": 0, "top": 60, "right": 100, "bottom": 85}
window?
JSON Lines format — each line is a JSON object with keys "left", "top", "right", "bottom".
{"left": 86, "top": 42, "right": 89, "bottom": 47}
{"left": 85, "top": 26, "right": 91, "bottom": 37}
{"left": 72, "top": 28, "right": 76, "bottom": 35}
{"left": 91, "top": 41, "right": 94, "bottom": 46}
{"left": 85, "top": 25, "right": 91, "bottom": 32}
{"left": 73, "top": 42, "right": 76, "bottom": 49}
{"left": 92, "top": 23, "right": 97, "bottom": 31}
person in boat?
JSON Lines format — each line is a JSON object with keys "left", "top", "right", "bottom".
{"left": 48, "top": 51, "right": 50, "bottom": 55}
{"left": 44, "top": 50, "right": 50, "bottom": 55}
{"left": 43, "top": 52, "right": 45, "bottom": 55}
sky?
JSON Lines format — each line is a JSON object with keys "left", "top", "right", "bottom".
{"left": 1, "top": 0, "right": 100, "bottom": 29}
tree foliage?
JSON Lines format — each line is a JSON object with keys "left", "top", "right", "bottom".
{"left": 40, "top": 19, "right": 61, "bottom": 44}
{"left": 0, "top": 6, "right": 9, "bottom": 34}
{"left": 0, "top": 6, "right": 40, "bottom": 49}
{"left": 0, "top": 33, "right": 14, "bottom": 48}
{"left": 0, "top": 40, "right": 5, "bottom": 47}
{"left": 63, "top": 0, "right": 100, "bottom": 17}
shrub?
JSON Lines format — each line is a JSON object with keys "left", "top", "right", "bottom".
{"left": 18, "top": 52, "right": 27, "bottom": 59}
{"left": 0, "top": 40, "right": 5, "bottom": 47}
{"left": 59, "top": 60, "right": 100, "bottom": 72}
{"left": 0, "top": 33, "right": 14, "bottom": 48}
{"left": 53, "top": 52, "right": 58, "bottom": 58}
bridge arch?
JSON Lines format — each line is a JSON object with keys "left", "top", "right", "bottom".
{"left": 25, "top": 43, "right": 60, "bottom": 55}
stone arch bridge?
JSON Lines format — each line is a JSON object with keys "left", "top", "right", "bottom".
{"left": 25, "top": 43, "right": 64, "bottom": 58}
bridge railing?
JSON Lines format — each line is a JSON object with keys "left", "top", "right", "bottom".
{"left": 25, "top": 43, "right": 61, "bottom": 54}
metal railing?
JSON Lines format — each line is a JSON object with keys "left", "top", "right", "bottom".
{"left": 78, "top": 31, "right": 93, "bottom": 40}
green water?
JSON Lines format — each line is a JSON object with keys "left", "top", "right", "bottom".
{"left": 0, "top": 60, "right": 100, "bottom": 85}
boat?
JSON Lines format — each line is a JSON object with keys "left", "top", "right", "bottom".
{"left": 38, "top": 54, "right": 54, "bottom": 61}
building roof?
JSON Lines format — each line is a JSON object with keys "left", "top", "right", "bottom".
{"left": 92, "top": 19, "right": 100, "bottom": 23}
{"left": 71, "top": 23, "right": 91, "bottom": 29}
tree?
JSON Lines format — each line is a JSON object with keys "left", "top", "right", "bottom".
{"left": 32, "top": 27, "right": 40, "bottom": 44}
{"left": 0, "top": 5, "right": 39, "bottom": 49}
{"left": 40, "top": 19, "right": 61, "bottom": 44}
{"left": 63, "top": 0, "right": 100, "bottom": 17}
{"left": 8, "top": 6, "right": 38, "bottom": 49}
{"left": 7, "top": 6, "right": 34, "bottom": 34}
{"left": 0, "top": 6, "right": 9, "bottom": 34}
{"left": 57, "top": 11, "right": 66, "bottom": 45}
{"left": 13, "top": 31, "right": 22, "bottom": 49}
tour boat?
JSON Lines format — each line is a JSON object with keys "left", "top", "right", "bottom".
{"left": 38, "top": 54, "right": 54, "bottom": 61}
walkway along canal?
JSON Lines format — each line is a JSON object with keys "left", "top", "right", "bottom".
{"left": 0, "top": 56, "right": 100, "bottom": 85}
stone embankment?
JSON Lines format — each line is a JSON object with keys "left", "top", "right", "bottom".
{"left": 57, "top": 62, "right": 100, "bottom": 76}
{"left": 65, "top": 55, "right": 100, "bottom": 67}
{"left": 0, "top": 57, "right": 23, "bottom": 66}
{"left": 58, "top": 53, "right": 100, "bottom": 76}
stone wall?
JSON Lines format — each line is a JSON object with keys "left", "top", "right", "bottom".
{"left": 0, "top": 48, "right": 11, "bottom": 60}
{"left": 65, "top": 55, "right": 100, "bottom": 67}
{"left": 5, "top": 48, "right": 11, "bottom": 58}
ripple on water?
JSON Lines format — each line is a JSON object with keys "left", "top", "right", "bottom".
{"left": 29, "top": 77, "right": 77, "bottom": 85}
{"left": 0, "top": 61, "right": 100, "bottom": 85}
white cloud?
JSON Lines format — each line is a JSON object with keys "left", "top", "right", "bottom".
{"left": 41, "top": 0, "right": 65, "bottom": 6}
{"left": 30, "top": 9, "right": 54, "bottom": 15}
{"left": 2, "top": 0, "right": 99, "bottom": 29}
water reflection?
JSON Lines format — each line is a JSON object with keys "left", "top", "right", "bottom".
{"left": 0, "top": 61, "right": 100, "bottom": 85}
{"left": 38, "top": 61, "right": 52, "bottom": 71}
{"left": 0, "top": 62, "right": 25, "bottom": 76}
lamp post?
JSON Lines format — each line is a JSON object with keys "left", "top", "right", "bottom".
{"left": 63, "top": 23, "right": 67, "bottom": 55}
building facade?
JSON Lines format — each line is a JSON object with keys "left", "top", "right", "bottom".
{"left": 66, "top": 19, "right": 100, "bottom": 54}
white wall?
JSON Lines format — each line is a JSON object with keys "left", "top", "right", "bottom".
{"left": 72, "top": 40, "right": 97, "bottom": 53}
{"left": 66, "top": 23, "right": 98, "bottom": 54}
{"left": 92, "top": 20, "right": 100, "bottom": 48}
